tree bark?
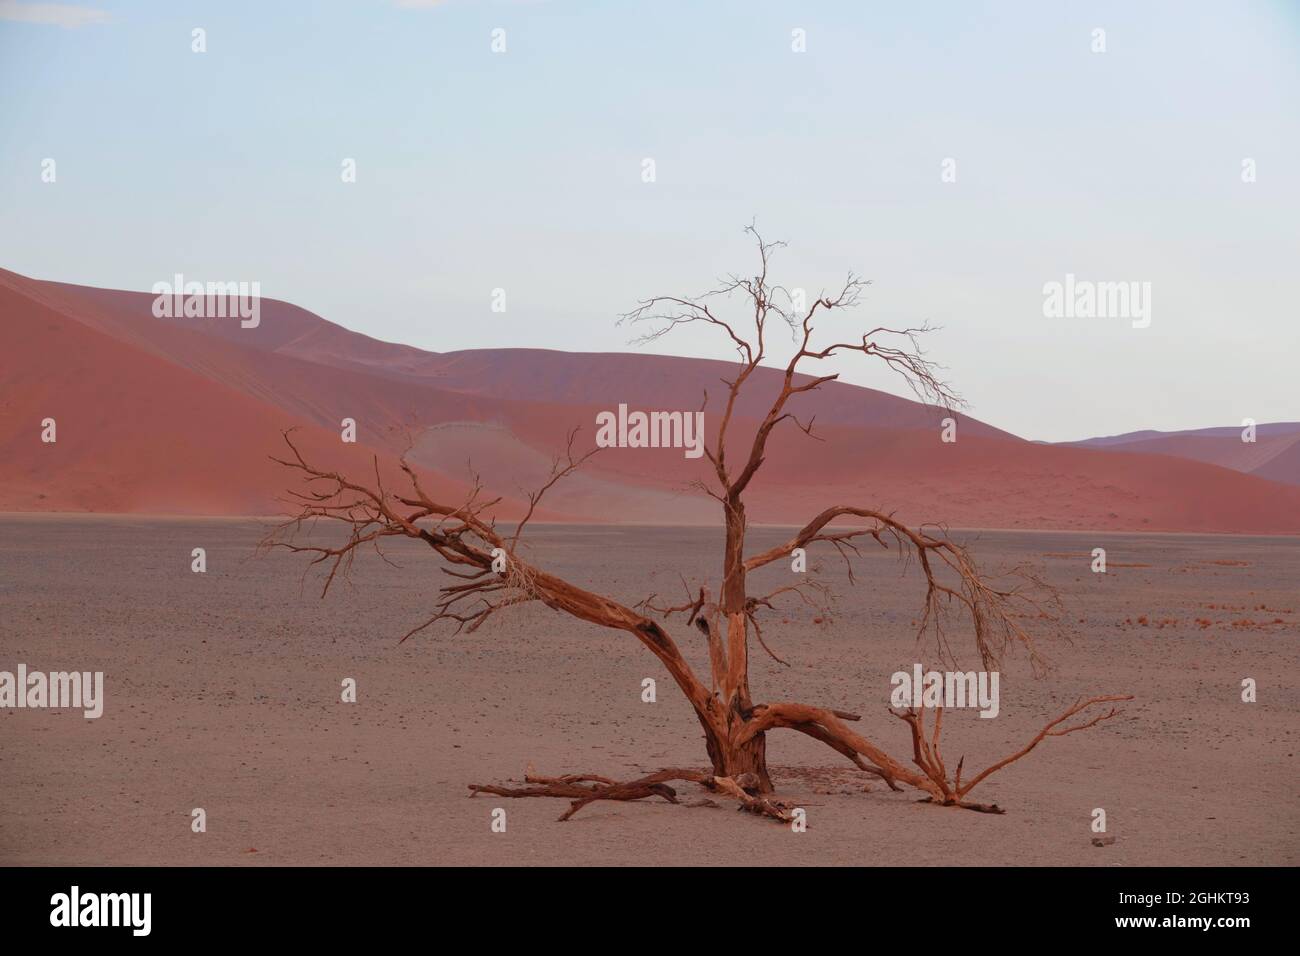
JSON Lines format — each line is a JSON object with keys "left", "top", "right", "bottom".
{"left": 718, "top": 722, "right": 773, "bottom": 792}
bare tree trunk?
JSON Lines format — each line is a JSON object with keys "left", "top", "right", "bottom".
{"left": 716, "top": 724, "right": 773, "bottom": 792}
{"left": 708, "top": 496, "right": 774, "bottom": 792}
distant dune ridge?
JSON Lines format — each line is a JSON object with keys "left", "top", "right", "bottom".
{"left": 1065, "top": 424, "right": 1300, "bottom": 487}
{"left": 2, "top": 268, "right": 1298, "bottom": 533}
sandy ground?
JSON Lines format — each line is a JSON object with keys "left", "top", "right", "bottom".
{"left": 1, "top": 516, "right": 1296, "bottom": 866}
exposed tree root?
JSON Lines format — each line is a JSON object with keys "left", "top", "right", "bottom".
{"left": 468, "top": 768, "right": 795, "bottom": 823}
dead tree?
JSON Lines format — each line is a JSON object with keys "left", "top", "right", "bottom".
{"left": 267, "top": 225, "right": 1129, "bottom": 821}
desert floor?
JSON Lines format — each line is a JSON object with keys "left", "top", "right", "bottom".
{"left": 1, "top": 516, "right": 1296, "bottom": 866}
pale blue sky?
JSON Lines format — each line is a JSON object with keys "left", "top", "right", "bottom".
{"left": 2, "top": 0, "right": 1297, "bottom": 441}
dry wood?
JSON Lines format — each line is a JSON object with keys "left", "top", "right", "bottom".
{"left": 269, "top": 224, "right": 1129, "bottom": 823}
{"left": 468, "top": 768, "right": 794, "bottom": 823}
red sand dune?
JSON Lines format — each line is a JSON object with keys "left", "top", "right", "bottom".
{"left": 1065, "top": 425, "right": 1300, "bottom": 486}
{"left": 3, "top": 268, "right": 1299, "bottom": 533}
{"left": 0, "top": 275, "right": 535, "bottom": 518}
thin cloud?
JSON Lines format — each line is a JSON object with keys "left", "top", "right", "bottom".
{"left": 0, "top": 1, "right": 109, "bottom": 28}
